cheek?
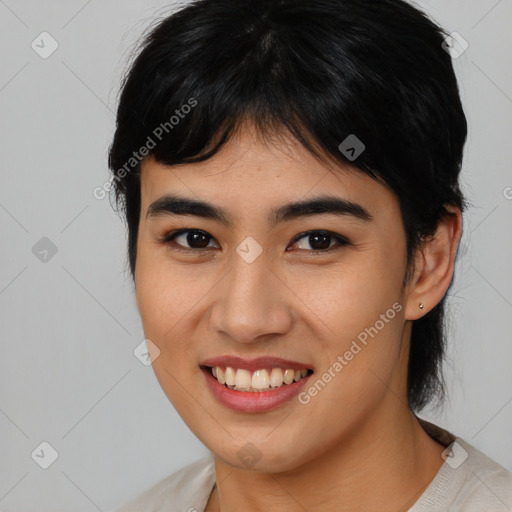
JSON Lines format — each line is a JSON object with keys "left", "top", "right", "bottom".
{"left": 288, "top": 253, "right": 405, "bottom": 397}
{"left": 134, "top": 257, "right": 204, "bottom": 405}
{"left": 134, "top": 245, "right": 191, "bottom": 350}
{"left": 134, "top": 247, "right": 221, "bottom": 372}
{"left": 290, "top": 252, "right": 404, "bottom": 341}
{"left": 135, "top": 238, "right": 179, "bottom": 313}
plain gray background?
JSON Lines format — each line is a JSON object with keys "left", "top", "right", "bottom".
{"left": 0, "top": 0, "right": 511, "bottom": 510}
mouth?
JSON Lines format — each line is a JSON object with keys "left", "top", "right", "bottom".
{"left": 200, "top": 365, "right": 314, "bottom": 392}
{"left": 199, "top": 357, "right": 315, "bottom": 413}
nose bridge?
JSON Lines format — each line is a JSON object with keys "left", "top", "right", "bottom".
{"left": 210, "top": 249, "right": 291, "bottom": 343}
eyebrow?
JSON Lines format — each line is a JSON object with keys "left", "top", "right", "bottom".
{"left": 146, "top": 193, "right": 373, "bottom": 226}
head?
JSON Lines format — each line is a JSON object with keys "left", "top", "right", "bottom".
{"left": 108, "top": 0, "right": 467, "bottom": 470}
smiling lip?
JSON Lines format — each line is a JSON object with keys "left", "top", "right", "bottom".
{"left": 200, "top": 366, "right": 312, "bottom": 412}
{"left": 199, "top": 355, "right": 314, "bottom": 413}
{"left": 199, "top": 355, "right": 314, "bottom": 372}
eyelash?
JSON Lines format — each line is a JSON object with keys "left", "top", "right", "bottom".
{"left": 158, "top": 229, "right": 350, "bottom": 254}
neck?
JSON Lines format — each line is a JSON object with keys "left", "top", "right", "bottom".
{"left": 206, "top": 403, "right": 446, "bottom": 512}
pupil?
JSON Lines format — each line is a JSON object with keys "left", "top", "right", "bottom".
{"left": 310, "top": 234, "right": 330, "bottom": 250}
{"left": 189, "top": 232, "right": 209, "bottom": 248}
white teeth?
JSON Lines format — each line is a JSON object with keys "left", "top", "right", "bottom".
{"left": 269, "top": 368, "right": 284, "bottom": 387}
{"left": 283, "top": 369, "right": 295, "bottom": 385}
{"left": 210, "top": 366, "right": 311, "bottom": 391}
{"left": 252, "top": 369, "right": 270, "bottom": 389}
{"left": 225, "top": 367, "right": 236, "bottom": 386}
{"left": 235, "top": 369, "right": 252, "bottom": 390}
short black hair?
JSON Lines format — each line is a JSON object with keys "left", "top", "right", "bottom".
{"left": 108, "top": 0, "right": 468, "bottom": 412}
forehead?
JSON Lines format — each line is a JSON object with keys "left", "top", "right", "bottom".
{"left": 139, "top": 124, "right": 400, "bottom": 224}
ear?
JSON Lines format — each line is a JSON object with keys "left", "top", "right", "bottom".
{"left": 404, "top": 205, "right": 463, "bottom": 320}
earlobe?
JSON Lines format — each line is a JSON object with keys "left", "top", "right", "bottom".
{"left": 404, "top": 205, "right": 463, "bottom": 320}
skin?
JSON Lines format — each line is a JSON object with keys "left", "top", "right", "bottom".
{"left": 134, "top": 120, "right": 462, "bottom": 512}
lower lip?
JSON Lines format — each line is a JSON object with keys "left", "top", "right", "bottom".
{"left": 201, "top": 367, "right": 312, "bottom": 413}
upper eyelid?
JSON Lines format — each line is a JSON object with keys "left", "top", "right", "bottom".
{"left": 290, "top": 229, "right": 349, "bottom": 243}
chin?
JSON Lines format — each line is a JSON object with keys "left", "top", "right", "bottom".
{"left": 206, "top": 431, "right": 314, "bottom": 473}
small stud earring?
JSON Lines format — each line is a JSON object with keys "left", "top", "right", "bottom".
{"left": 419, "top": 303, "right": 424, "bottom": 309}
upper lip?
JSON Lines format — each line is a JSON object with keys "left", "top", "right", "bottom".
{"left": 199, "top": 355, "right": 314, "bottom": 373}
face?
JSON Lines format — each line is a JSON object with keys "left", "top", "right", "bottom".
{"left": 135, "top": 122, "right": 412, "bottom": 472}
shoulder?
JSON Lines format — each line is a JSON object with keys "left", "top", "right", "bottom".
{"left": 411, "top": 419, "right": 512, "bottom": 512}
{"left": 452, "top": 437, "right": 512, "bottom": 511}
{"left": 113, "top": 454, "right": 216, "bottom": 512}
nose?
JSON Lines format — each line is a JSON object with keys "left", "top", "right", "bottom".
{"left": 209, "top": 253, "right": 293, "bottom": 344}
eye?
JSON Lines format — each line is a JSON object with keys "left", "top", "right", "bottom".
{"left": 159, "top": 228, "right": 350, "bottom": 253}
{"left": 160, "top": 229, "right": 217, "bottom": 250}
{"left": 288, "top": 230, "right": 350, "bottom": 253}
